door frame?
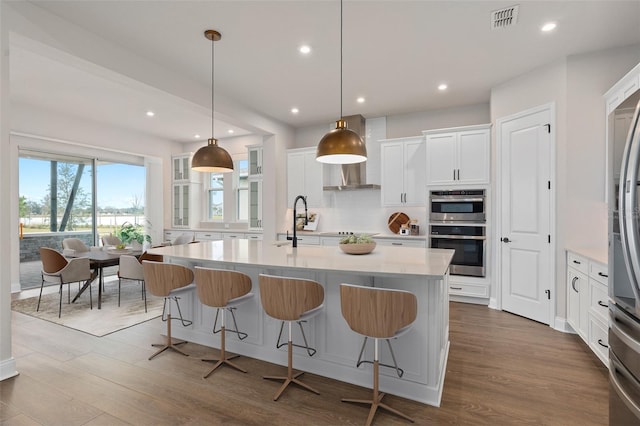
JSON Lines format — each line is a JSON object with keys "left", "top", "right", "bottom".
{"left": 492, "top": 102, "right": 557, "bottom": 327}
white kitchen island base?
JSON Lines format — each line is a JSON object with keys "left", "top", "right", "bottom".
{"left": 148, "top": 240, "right": 453, "bottom": 407}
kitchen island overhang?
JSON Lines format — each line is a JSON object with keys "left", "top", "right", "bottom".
{"left": 148, "top": 240, "right": 454, "bottom": 406}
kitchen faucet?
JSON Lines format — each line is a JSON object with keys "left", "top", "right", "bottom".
{"left": 288, "top": 195, "right": 308, "bottom": 248}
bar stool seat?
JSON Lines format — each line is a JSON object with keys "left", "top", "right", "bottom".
{"left": 340, "top": 283, "right": 417, "bottom": 426}
{"left": 259, "top": 274, "right": 324, "bottom": 401}
{"left": 194, "top": 266, "right": 254, "bottom": 378}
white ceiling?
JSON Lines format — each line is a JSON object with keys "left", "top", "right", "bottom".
{"left": 9, "top": 1, "right": 640, "bottom": 142}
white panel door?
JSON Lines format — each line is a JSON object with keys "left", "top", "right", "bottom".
{"left": 458, "top": 129, "right": 489, "bottom": 184}
{"left": 499, "top": 107, "right": 552, "bottom": 324}
{"left": 425, "top": 133, "right": 456, "bottom": 185}
{"left": 403, "top": 138, "right": 426, "bottom": 205}
{"left": 381, "top": 142, "right": 404, "bottom": 206}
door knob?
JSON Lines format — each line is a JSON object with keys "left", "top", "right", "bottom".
{"left": 501, "top": 237, "right": 511, "bottom": 243}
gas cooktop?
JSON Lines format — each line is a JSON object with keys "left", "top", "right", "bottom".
{"left": 319, "top": 231, "right": 379, "bottom": 237}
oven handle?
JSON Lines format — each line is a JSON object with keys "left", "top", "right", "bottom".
{"left": 430, "top": 234, "right": 486, "bottom": 240}
{"left": 430, "top": 197, "right": 485, "bottom": 202}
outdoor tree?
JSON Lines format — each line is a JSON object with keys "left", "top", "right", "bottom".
{"left": 48, "top": 162, "right": 91, "bottom": 230}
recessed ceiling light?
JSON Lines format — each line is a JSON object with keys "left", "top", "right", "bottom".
{"left": 541, "top": 22, "right": 557, "bottom": 32}
{"left": 194, "top": 134, "right": 200, "bottom": 139}
{"left": 146, "top": 111, "right": 155, "bottom": 117}
{"left": 299, "top": 45, "right": 311, "bottom": 54}
{"left": 357, "top": 97, "right": 365, "bottom": 103}
{"left": 438, "top": 83, "right": 448, "bottom": 91}
{"left": 228, "top": 129, "right": 235, "bottom": 134}
{"left": 291, "top": 107, "right": 299, "bottom": 114}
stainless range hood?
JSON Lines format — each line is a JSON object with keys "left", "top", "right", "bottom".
{"left": 323, "top": 114, "right": 381, "bottom": 191}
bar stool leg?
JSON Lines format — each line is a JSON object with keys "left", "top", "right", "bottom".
{"left": 264, "top": 321, "right": 320, "bottom": 401}
{"left": 342, "top": 338, "right": 414, "bottom": 425}
{"left": 203, "top": 308, "right": 246, "bottom": 377}
{"left": 149, "top": 298, "right": 189, "bottom": 360}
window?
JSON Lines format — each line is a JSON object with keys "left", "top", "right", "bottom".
{"left": 206, "top": 158, "right": 248, "bottom": 223}
{"left": 208, "top": 173, "right": 224, "bottom": 221}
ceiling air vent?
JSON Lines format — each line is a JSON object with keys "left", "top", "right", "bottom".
{"left": 491, "top": 5, "right": 519, "bottom": 29}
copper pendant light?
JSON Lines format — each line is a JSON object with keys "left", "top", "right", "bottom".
{"left": 192, "top": 29, "right": 234, "bottom": 173}
{"left": 316, "top": 0, "right": 367, "bottom": 164}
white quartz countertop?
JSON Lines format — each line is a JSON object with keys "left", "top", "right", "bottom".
{"left": 149, "top": 239, "right": 453, "bottom": 278}
{"left": 566, "top": 246, "right": 608, "bottom": 265}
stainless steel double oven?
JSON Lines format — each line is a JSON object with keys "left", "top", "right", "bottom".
{"left": 429, "top": 189, "right": 486, "bottom": 277}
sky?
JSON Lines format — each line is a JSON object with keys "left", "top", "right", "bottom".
{"left": 19, "top": 158, "right": 145, "bottom": 209}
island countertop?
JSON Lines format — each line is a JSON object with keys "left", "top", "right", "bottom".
{"left": 148, "top": 239, "right": 454, "bottom": 279}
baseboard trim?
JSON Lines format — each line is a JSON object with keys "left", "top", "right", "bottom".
{"left": 554, "top": 317, "right": 575, "bottom": 333}
{"left": 0, "top": 357, "right": 19, "bottom": 381}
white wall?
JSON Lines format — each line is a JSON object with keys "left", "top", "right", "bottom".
{"left": 490, "top": 44, "right": 640, "bottom": 320}
{"left": 386, "top": 103, "right": 490, "bottom": 138}
{"left": 565, "top": 45, "right": 640, "bottom": 251}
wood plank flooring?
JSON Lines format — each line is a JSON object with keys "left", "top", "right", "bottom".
{"left": 1, "top": 302, "right": 608, "bottom": 425}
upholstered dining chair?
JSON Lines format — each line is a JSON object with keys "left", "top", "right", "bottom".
{"left": 101, "top": 234, "right": 123, "bottom": 247}
{"left": 259, "top": 274, "right": 324, "bottom": 401}
{"left": 339, "top": 283, "right": 418, "bottom": 426}
{"left": 39, "top": 247, "right": 95, "bottom": 318}
{"left": 117, "top": 252, "right": 163, "bottom": 312}
{"left": 142, "top": 260, "right": 194, "bottom": 360}
{"left": 62, "top": 238, "right": 90, "bottom": 252}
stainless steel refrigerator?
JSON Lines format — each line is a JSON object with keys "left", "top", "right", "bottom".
{"left": 611, "top": 97, "right": 640, "bottom": 424}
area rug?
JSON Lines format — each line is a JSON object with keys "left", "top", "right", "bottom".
{"left": 11, "top": 277, "right": 164, "bottom": 337}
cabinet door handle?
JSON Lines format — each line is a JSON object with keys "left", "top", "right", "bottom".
{"left": 597, "top": 339, "right": 609, "bottom": 349}
{"left": 456, "top": 169, "right": 460, "bottom": 180}
{"left": 572, "top": 260, "right": 581, "bottom": 265}
{"left": 392, "top": 242, "right": 403, "bottom": 246}
{"left": 598, "top": 272, "right": 608, "bottom": 278}
{"left": 598, "top": 300, "right": 609, "bottom": 308}
{"left": 450, "top": 286, "right": 462, "bottom": 290}
{"left": 453, "top": 169, "right": 456, "bottom": 180}
{"left": 571, "top": 276, "right": 579, "bottom": 292}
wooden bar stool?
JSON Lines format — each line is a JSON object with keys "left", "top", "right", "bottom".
{"left": 340, "top": 283, "right": 417, "bottom": 426}
{"left": 142, "top": 261, "right": 194, "bottom": 360}
{"left": 194, "top": 266, "right": 254, "bottom": 378}
{"left": 259, "top": 274, "right": 324, "bottom": 401}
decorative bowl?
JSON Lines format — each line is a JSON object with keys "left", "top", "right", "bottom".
{"left": 339, "top": 242, "right": 376, "bottom": 255}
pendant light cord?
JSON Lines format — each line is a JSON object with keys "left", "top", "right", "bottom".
{"left": 340, "top": 0, "right": 343, "bottom": 120}
{"left": 211, "top": 35, "right": 215, "bottom": 141}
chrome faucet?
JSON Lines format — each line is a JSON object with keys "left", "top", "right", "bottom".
{"left": 288, "top": 195, "right": 308, "bottom": 248}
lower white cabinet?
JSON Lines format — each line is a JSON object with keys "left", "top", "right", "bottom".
{"left": 566, "top": 250, "right": 609, "bottom": 366}
{"left": 374, "top": 238, "right": 426, "bottom": 248}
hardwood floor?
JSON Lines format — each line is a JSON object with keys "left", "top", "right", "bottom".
{"left": 1, "top": 302, "right": 608, "bottom": 425}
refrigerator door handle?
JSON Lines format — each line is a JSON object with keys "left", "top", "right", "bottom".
{"left": 611, "top": 352, "right": 640, "bottom": 419}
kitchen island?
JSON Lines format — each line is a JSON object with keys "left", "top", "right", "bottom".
{"left": 148, "top": 239, "right": 454, "bottom": 406}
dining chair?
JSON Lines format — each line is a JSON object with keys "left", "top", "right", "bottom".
{"left": 101, "top": 234, "right": 123, "bottom": 247}
{"left": 142, "top": 260, "right": 194, "bottom": 360}
{"left": 62, "top": 238, "right": 90, "bottom": 252}
{"left": 39, "top": 247, "right": 96, "bottom": 318}
{"left": 117, "top": 251, "right": 163, "bottom": 312}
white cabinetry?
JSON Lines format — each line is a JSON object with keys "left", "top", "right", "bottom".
{"left": 380, "top": 136, "right": 426, "bottom": 207}
{"left": 287, "top": 148, "right": 323, "bottom": 208}
{"left": 248, "top": 145, "right": 263, "bottom": 178}
{"left": 248, "top": 179, "right": 263, "bottom": 230}
{"left": 247, "top": 144, "right": 264, "bottom": 231}
{"left": 424, "top": 124, "right": 490, "bottom": 186}
{"left": 566, "top": 250, "right": 609, "bottom": 366}
{"left": 171, "top": 153, "right": 201, "bottom": 229}
{"left": 374, "top": 238, "right": 426, "bottom": 248}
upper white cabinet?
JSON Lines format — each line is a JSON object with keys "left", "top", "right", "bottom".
{"left": 424, "top": 124, "right": 491, "bottom": 186}
{"left": 248, "top": 145, "right": 263, "bottom": 178}
{"left": 380, "top": 136, "right": 426, "bottom": 206}
{"left": 287, "top": 148, "right": 323, "bottom": 208}
{"left": 171, "top": 153, "right": 201, "bottom": 228}
{"left": 172, "top": 153, "right": 199, "bottom": 182}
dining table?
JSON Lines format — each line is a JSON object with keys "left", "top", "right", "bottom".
{"left": 69, "top": 248, "right": 141, "bottom": 309}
